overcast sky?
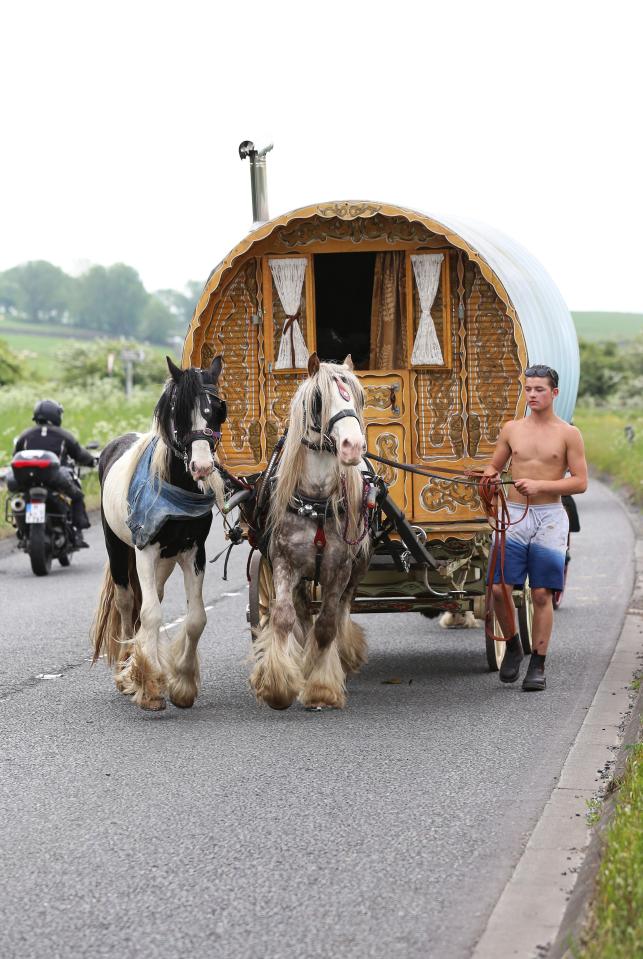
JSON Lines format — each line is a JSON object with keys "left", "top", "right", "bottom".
{"left": 2, "top": 0, "right": 642, "bottom": 312}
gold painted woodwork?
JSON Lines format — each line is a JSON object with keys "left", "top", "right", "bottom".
{"left": 412, "top": 465, "right": 483, "bottom": 522}
{"left": 357, "top": 371, "right": 411, "bottom": 511}
{"left": 199, "top": 259, "right": 263, "bottom": 468}
{"left": 186, "top": 202, "right": 529, "bottom": 524}
{"left": 183, "top": 201, "right": 521, "bottom": 368}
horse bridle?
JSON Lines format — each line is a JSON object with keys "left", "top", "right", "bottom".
{"left": 170, "top": 383, "right": 228, "bottom": 467}
{"left": 301, "top": 378, "right": 363, "bottom": 454}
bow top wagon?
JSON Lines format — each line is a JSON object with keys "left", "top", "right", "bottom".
{"left": 182, "top": 196, "right": 580, "bottom": 667}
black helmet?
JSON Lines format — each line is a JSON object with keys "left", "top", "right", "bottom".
{"left": 33, "top": 399, "right": 64, "bottom": 426}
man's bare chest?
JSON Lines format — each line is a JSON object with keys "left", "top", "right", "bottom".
{"left": 509, "top": 428, "right": 567, "bottom": 468}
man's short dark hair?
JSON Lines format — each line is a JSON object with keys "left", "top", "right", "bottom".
{"left": 525, "top": 365, "right": 559, "bottom": 389}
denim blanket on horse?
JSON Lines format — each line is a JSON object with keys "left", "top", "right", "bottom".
{"left": 126, "top": 438, "right": 216, "bottom": 549}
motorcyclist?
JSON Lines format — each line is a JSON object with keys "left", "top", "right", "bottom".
{"left": 12, "top": 399, "right": 96, "bottom": 548}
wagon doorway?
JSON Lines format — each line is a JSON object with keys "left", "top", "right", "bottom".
{"left": 313, "top": 252, "right": 375, "bottom": 369}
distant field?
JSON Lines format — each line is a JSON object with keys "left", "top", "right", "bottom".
{"left": 0, "top": 319, "right": 173, "bottom": 378}
{"left": 572, "top": 312, "right": 643, "bottom": 342}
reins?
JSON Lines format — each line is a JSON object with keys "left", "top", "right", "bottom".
{"left": 364, "top": 449, "right": 529, "bottom": 643}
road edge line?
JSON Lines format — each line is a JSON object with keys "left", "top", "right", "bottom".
{"left": 471, "top": 497, "right": 642, "bottom": 959}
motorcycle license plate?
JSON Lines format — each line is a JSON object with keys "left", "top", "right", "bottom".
{"left": 26, "top": 502, "right": 46, "bottom": 524}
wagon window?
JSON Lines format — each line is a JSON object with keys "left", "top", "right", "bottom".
{"left": 313, "top": 252, "right": 375, "bottom": 369}
{"left": 262, "top": 255, "right": 314, "bottom": 371}
{"left": 406, "top": 251, "right": 452, "bottom": 370}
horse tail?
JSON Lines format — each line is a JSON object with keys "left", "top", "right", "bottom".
{"left": 91, "top": 553, "right": 142, "bottom": 665}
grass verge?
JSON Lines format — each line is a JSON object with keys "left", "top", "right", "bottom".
{"left": 574, "top": 741, "right": 643, "bottom": 958}
{"left": 573, "top": 406, "right": 643, "bottom": 508}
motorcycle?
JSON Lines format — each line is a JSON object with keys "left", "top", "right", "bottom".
{"left": 5, "top": 447, "right": 98, "bottom": 576}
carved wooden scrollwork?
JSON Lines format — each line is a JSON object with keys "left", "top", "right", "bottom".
{"left": 419, "top": 479, "right": 481, "bottom": 514}
{"left": 317, "top": 202, "right": 382, "bottom": 219}
{"left": 276, "top": 215, "right": 441, "bottom": 249}
{"left": 374, "top": 432, "right": 399, "bottom": 486}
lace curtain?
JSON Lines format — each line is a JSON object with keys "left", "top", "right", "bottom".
{"left": 270, "top": 258, "right": 309, "bottom": 369}
{"left": 410, "top": 253, "right": 444, "bottom": 365}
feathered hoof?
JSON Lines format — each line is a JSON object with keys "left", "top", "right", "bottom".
{"left": 168, "top": 682, "right": 198, "bottom": 710}
{"left": 299, "top": 683, "right": 346, "bottom": 710}
{"left": 249, "top": 642, "right": 303, "bottom": 711}
{"left": 250, "top": 677, "right": 298, "bottom": 711}
{"left": 139, "top": 696, "right": 167, "bottom": 712}
{"left": 118, "top": 650, "right": 166, "bottom": 711}
{"left": 338, "top": 621, "right": 368, "bottom": 675}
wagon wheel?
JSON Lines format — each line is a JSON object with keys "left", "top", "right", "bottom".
{"left": 517, "top": 582, "right": 534, "bottom": 653}
{"left": 485, "top": 581, "right": 533, "bottom": 670}
{"left": 484, "top": 597, "right": 506, "bottom": 672}
{"left": 247, "top": 552, "right": 274, "bottom": 635}
{"left": 552, "top": 536, "right": 571, "bottom": 610}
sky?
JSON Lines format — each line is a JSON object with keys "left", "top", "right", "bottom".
{"left": 2, "top": 0, "right": 642, "bottom": 312}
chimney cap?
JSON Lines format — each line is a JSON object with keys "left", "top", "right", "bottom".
{"left": 239, "top": 140, "right": 273, "bottom": 161}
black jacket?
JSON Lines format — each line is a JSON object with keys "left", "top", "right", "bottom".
{"left": 13, "top": 425, "right": 95, "bottom": 468}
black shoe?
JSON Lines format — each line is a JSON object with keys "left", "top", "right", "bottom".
{"left": 499, "top": 635, "right": 523, "bottom": 683}
{"left": 522, "top": 656, "right": 546, "bottom": 691}
{"left": 73, "top": 531, "right": 89, "bottom": 549}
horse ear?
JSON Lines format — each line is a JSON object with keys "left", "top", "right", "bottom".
{"left": 166, "top": 356, "right": 183, "bottom": 383}
{"left": 307, "top": 352, "right": 320, "bottom": 376}
{"left": 342, "top": 354, "right": 354, "bottom": 371}
{"left": 209, "top": 355, "right": 223, "bottom": 381}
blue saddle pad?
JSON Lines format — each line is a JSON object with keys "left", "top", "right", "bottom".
{"left": 126, "top": 438, "right": 216, "bottom": 549}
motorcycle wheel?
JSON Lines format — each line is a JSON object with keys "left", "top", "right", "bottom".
{"left": 29, "top": 524, "right": 52, "bottom": 576}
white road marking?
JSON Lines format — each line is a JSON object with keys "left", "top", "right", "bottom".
{"left": 161, "top": 585, "right": 244, "bottom": 632}
{"left": 36, "top": 673, "right": 63, "bottom": 680}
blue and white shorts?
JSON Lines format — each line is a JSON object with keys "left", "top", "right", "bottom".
{"left": 491, "top": 502, "right": 569, "bottom": 591}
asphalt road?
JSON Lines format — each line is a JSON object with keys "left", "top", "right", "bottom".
{"left": 0, "top": 481, "right": 635, "bottom": 959}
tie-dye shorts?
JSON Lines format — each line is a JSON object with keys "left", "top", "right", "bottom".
{"left": 491, "top": 502, "right": 569, "bottom": 591}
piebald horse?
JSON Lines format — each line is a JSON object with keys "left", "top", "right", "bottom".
{"left": 250, "top": 353, "right": 372, "bottom": 710}
{"left": 91, "top": 356, "right": 226, "bottom": 711}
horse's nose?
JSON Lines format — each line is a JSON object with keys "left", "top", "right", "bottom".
{"left": 340, "top": 436, "right": 363, "bottom": 464}
{"left": 191, "top": 460, "right": 213, "bottom": 478}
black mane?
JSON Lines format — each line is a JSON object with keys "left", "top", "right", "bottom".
{"left": 154, "top": 369, "right": 203, "bottom": 450}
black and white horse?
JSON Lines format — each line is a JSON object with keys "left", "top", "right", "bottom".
{"left": 92, "top": 356, "right": 226, "bottom": 711}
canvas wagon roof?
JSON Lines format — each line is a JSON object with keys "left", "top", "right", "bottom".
{"left": 186, "top": 201, "right": 579, "bottom": 422}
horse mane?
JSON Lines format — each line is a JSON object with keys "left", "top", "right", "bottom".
{"left": 269, "top": 361, "right": 368, "bottom": 555}
{"left": 116, "top": 372, "right": 224, "bottom": 502}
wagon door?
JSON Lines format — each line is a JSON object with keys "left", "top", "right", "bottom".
{"left": 357, "top": 371, "right": 412, "bottom": 513}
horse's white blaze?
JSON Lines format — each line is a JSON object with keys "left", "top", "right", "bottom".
{"left": 189, "top": 406, "right": 214, "bottom": 478}
{"left": 326, "top": 378, "right": 365, "bottom": 466}
{"left": 334, "top": 416, "right": 365, "bottom": 466}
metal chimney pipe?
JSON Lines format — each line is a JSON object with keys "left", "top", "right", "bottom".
{"left": 239, "top": 140, "right": 273, "bottom": 226}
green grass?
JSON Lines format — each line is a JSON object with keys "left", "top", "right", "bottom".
{"left": 573, "top": 406, "right": 643, "bottom": 507}
{"left": 574, "top": 742, "right": 643, "bottom": 958}
{"left": 572, "top": 312, "right": 643, "bottom": 343}
{"left": 0, "top": 318, "right": 172, "bottom": 379}
{"left": 0, "top": 380, "right": 159, "bottom": 536}
{"left": 1, "top": 332, "right": 83, "bottom": 377}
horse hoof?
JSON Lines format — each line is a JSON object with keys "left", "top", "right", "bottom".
{"left": 169, "top": 695, "right": 196, "bottom": 709}
{"left": 265, "top": 696, "right": 294, "bottom": 711}
{"left": 140, "top": 696, "right": 166, "bottom": 712}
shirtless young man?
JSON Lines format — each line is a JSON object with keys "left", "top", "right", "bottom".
{"left": 483, "top": 365, "right": 588, "bottom": 691}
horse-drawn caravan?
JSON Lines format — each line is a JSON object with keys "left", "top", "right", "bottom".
{"left": 91, "top": 154, "right": 579, "bottom": 712}
{"left": 182, "top": 197, "right": 579, "bottom": 680}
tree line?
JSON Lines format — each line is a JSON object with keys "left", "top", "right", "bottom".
{"left": 578, "top": 336, "right": 643, "bottom": 405}
{"left": 0, "top": 260, "right": 202, "bottom": 344}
